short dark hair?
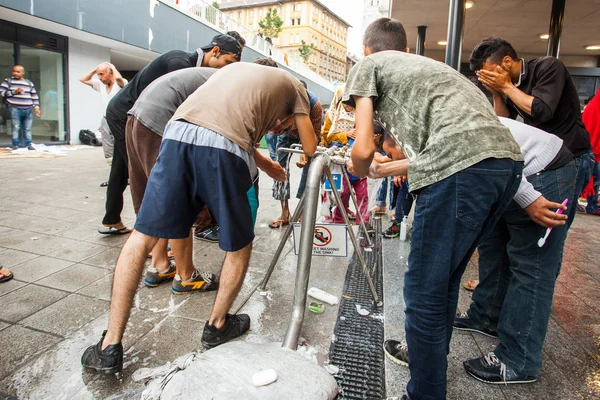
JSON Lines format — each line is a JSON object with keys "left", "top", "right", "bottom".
{"left": 253, "top": 58, "right": 278, "bottom": 68}
{"left": 299, "top": 80, "right": 308, "bottom": 89}
{"left": 469, "top": 37, "right": 518, "bottom": 71}
{"left": 363, "top": 18, "right": 407, "bottom": 53}
{"left": 226, "top": 31, "right": 246, "bottom": 47}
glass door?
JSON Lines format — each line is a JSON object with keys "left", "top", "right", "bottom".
{"left": 0, "top": 40, "right": 16, "bottom": 144}
{"left": 19, "top": 45, "right": 66, "bottom": 143}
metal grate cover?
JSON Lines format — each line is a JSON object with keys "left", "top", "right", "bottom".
{"left": 328, "top": 218, "right": 386, "bottom": 399}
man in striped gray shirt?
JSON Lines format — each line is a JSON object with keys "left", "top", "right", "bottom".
{"left": 0, "top": 65, "right": 41, "bottom": 150}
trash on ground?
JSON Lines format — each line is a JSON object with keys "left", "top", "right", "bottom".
{"left": 355, "top": 304, "right": 370, "bottom": 316}
{"left": 309, "top": 301, "right": 325, "bottom": 313}
{"left": 308, "top": 287, "right": 339, "bottom": 305}
{"left": 324, "top": 364, "right": 340, "bottom": 375}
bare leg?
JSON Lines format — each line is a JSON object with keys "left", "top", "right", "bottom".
{"left": 102, "top": 230, "right": 158, "bottom": 348}
{"left": 172, "top": 231, "right": 194, "bottom": 280}
{"left": 150, "top": 238, "right": 169, "bottom": 272}
{"left": 208, "top": 243, "right": 252, "bottom": 329}
{"left": 280, "top": 200, "right": 290, "bottom": 221}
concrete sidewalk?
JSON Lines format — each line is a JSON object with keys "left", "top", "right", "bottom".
{"left": 0, "top": 147, "right": 349, "bottom": 399}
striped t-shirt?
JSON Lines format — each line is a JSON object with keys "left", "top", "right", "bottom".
{"left": 0, "top": 78, "right": 40, "bottom": 109}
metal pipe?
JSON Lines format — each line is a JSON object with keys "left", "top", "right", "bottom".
{"left": 416, "top": 25, "right": 427, "bottom": 56}
{"left": 282, "top": 153, "right": 331, "bottom": 350}
{"left": 325, "top": 168, "right": 379, "bottom": 303}
{"left": 341, "top": 165, "right": 373, "bottom": 248}
{"left": 546, "top": 0, "right": 566, "bottom": 58}
{"left": 445, "top": 0, "right": 466, "bottom": 70}
{"left": 259, "top": 193, "right": 305, "bottom": 291}
{"left": 233, "top": 194, "right": 306, "bottom": 315}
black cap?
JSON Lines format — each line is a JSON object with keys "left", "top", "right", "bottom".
{"left": 200, "top": 34, "right": 242, "bottom": 59}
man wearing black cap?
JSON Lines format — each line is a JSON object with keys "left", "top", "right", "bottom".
{"left": 98, "top": 34, "right": 242, "bottom": 235}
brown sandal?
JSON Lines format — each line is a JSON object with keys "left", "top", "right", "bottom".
{"left": 268, "top": 218, "right": 290, "bottom": 229}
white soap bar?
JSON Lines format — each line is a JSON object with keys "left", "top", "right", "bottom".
{"left": 308, "top": 287, "right": 339, "bottom": 305}
{"left": 252, "top": 369, "right": 278, "bottom": 387}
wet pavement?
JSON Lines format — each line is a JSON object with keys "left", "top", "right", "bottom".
{"left": 0, "top": 147, "right": 348, "bottom": 399}
{"left": 2, "top": 146, "right": 600, "bottom": 399}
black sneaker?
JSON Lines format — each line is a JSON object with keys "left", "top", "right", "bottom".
{"left": 194, "top": 226, "right": 219, "bottom": 243}
{"left": 81, "top": 331, "right": 123, "bottom": 375}
{"left": 453, "top": 311, "right": 498, "bottom": 338}
{"left": 384, "top": 221, "right": 400, "bottom": 238}
{"left": 201, "top": 313, "right": 251, "bottom": 349}
{"left": 171, "top": 269, "right": 219, "bottom": 294}
{"left": 383, "top": 339, "right": 409, "bottom": 367}
{"left": 464, "top": 352, "right": 538, "bottom": 384}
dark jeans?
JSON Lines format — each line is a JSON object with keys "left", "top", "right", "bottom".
{"left": 567, "top": 150, "right": 594, "bottom": 228}
{"left": 404, "top": 158, "right": 522, "bottom": 400}
{"left": 585, "top": 160, "right": 600, "bottom": 213}
{"left": 468, "top": 160, "right": 576, "bottom": 376}
{"left": 265, "top": 133, "right": 278, "bottom": 161}
{"left": 391, "top": 181, "right": 413, "bottom": 220}
{"left": 272, "top": 132, "right": 299, "bottom": 202}
{"left": 297, "top": 156, "right": 312, "bottom": 199}
{"left": 103, "top": 110, "right": 129, "bottom": 226}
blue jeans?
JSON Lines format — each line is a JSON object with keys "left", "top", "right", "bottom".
{"left": 375, "top": 177, "right": 389, "bottom": 207}
{"left": 265, "top": 133, "right": 278, "bottom": 161}
{"left": 404, "top": 158, "right": 522, "bottom": 400}
{"left": 468, "top": 160, "right": 576, "bottom": 376}
{"left": 391, "top": 180, "right": 413, "bottom": 221}
{"left": 272, "top": 132, "right": 299, "bottom": 201}
{"left": 9, "top": 107, "right": 33, "bottom": 147}
{"left": 567, "top": 150, "right": 594, "bottom": 226}
{"left": 585, "top": 160, "right": 600, "bottom": 213}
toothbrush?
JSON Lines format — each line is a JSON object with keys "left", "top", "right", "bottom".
{"left": 537, "top": 199, "right": 568, "bottom": 248}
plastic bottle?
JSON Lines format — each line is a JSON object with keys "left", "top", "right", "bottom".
{"left": 308, "top": 287, "right": 339, "bottom": 305}
{"left": 400, "top": 216, "right": 408, "bottom": 241}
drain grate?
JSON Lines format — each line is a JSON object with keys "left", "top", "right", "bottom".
{"left": 328, "top": 218, "right": 386, "bottom": 399}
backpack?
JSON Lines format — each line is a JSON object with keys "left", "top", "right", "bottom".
{"left": 79, "top": 129, "right": 101, "bottom": 146}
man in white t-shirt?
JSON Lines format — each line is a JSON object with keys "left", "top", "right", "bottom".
{"left": 80, "top": 62, "right": 127, "bottom": 168}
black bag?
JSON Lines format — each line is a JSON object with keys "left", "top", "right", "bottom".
{"left": 79, "top": 129, "right": 100, "bottom": 146}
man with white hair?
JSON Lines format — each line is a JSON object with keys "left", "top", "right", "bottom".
{"left": 80, "top": 62, "right": 127, "bottom": 173}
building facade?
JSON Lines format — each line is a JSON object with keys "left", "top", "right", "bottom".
{"left": 220, "top": 0, "right": 351, "bottom": 82}
{"left": 0, "top": 0, "right": 334, "bottom": 147}
{"left": 362, "top": 0, "right": 390, "bottom": 33}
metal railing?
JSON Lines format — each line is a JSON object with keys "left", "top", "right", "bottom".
{"left": 161, "top": 0, "right": 336, "bottom": 90}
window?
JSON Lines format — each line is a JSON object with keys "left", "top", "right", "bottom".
{"left": 297, "top": 18, "right": 301, "bottom": 25}
{"left": 259, "top": 9, "right": 263, "bottom": 16}
{"left": 249, "top": 10, "right": 254, "bottom": 16}
{"left": 297, "top": 3, "right": 302, "bottom": 11}
{"left": 291, "top": 18, "right": 295, "bottom": 25}
{"left": 296, "top": 34, "right": 300, "bottom": 43}
{"left": 237, "top": 11, "right": 241, "bottom": 18}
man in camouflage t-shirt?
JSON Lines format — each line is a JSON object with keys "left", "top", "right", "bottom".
{"left": 343, "top": 18, "right": 523, "bottom": 399}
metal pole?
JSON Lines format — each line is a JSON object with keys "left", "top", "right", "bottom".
{"left": 445, "top": 0, "right": 466, "bottom": 70}
{"left": 282, "top": 153, "right": 330, "bottom": 350}
{"left": 416, "top": 25, "right": 427, "bottom": 56}
{"left": 546, "top": 0, "right": 566, "bottom": 58}
{"left": 233, "top": 194, "right": 306, "bottom": 315}
{"left": 341, "top": 166, "right": 373, "bottom": 248}
{"left": 325, "top": 168, "right": 379, "bottom": 304}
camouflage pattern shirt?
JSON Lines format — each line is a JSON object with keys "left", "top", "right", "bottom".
{"left": 342, "top": 51, "right": 523, "bottom": 191}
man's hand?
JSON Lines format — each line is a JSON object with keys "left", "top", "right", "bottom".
{"left": 524, "top": 196, "right": 568, "bottom": 228}
{"left": 476, "top": 66, "right": 512, "bottom": 94}
{"left": 34, "top": 107, "right": 41, "bottom": 117}
{"left": 264, "top": 161, "right": 287, "bottom": 182}
{"left": 14, "top": 87, "right": 24, "bottom": 94}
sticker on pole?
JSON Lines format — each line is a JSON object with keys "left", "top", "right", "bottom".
{"left": 324, "top": 173, "right": 342, "bottom": 191}
{"left": 292, "top": 223, "right": 348, "bottom": 257}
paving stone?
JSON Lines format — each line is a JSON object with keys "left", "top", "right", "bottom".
{"left": 0, "top": 278, "right": 27, "bottom": 297}
{"left": 0, "top": 325, "right": 62, "bottom": 381}
{"left": 0, "top": 322, "right": 9, "bottom": 331}
{"left": 39, "top": 263, "right": 111, "bottom": 292}
{"left": 77, "top": 273, "right": 114, "bottom": 301}
{"left": 11, "top": 235, "right": 80, "bottom": 255}
{"left": 0, "top": 247, "right": 39, "bottom": 267}
{"left": 8, "top": 256, "right": 74, "bottom": 282}
{"left": 46, "top": 241, "right": 107, "bottom": 263}
{"left": 80, "top": 247, "right": 122, "bottom": 269}
{"left": 20, "top": 294, "right": 110, "bottom": 337}
{"left": 1, "top": 284, "right": 68, "bottom": 323}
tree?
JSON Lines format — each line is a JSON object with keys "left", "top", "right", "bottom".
{"left": 298, "top": 40, "right": 315, "bottom": 64}
{"left": 258, "top": 9, "right": 283, "bottom": 39}
{"left": 211, "top": 1, "right": 219, "bottom": 8}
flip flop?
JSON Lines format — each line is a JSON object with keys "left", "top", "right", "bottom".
{"left": 268, "top": 218, "right": 290, "bottom": 229}
{"left": 98, "top": 226, "right": 133, "bottom": 235}
{"left": 0, "top": 267, "right": 14, "bottom": 283}
{"left": 100, "top": 181, "right": 108, "bottom": 187}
